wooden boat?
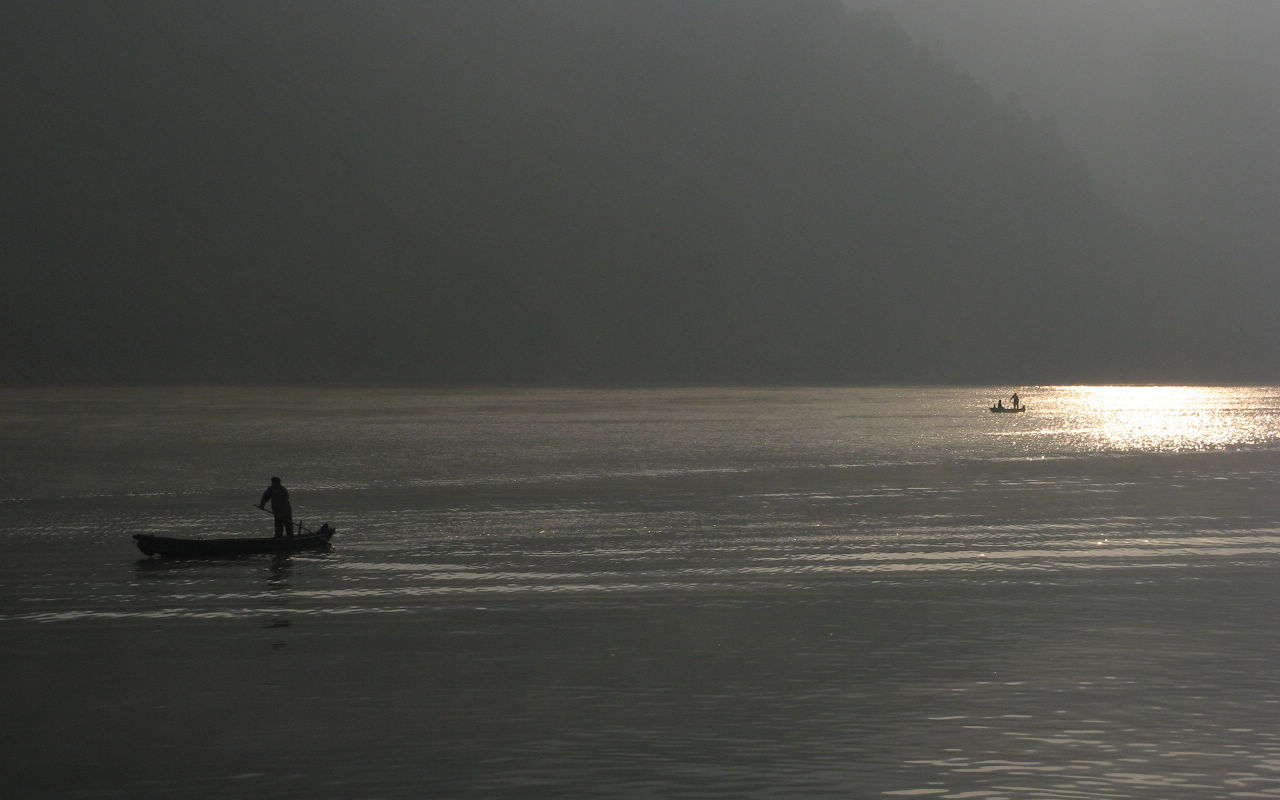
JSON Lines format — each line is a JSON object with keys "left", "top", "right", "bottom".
{"left": 134, "top": 524, "right": 336, "bottom": 557}
{"left": 990, "top": 405, "right": 1026, "bottom": 413}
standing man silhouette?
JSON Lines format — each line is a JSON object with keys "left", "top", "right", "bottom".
{"left": 258, "top": 476, "right": 294, "bottom": 538}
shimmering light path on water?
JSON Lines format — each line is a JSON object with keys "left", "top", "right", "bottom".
{"left": 1, "top": 387, "right": 1279, "bottom": 798}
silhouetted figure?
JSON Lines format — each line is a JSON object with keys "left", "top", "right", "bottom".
{"left": 996, "top": 399, "right": 1004, "bottom": 409}
{"left": 1011, "top": 393, "right": 1020, "bottom": 408}
{"left": 258, "top": 476, "right": 294, "bottom": 538}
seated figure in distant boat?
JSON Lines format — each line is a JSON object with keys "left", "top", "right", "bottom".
{"left": 258, "top": 476, "right": 294, "bottom": 538}
{"left": 996, "top": 399, "right": 1004, "bottom": 409}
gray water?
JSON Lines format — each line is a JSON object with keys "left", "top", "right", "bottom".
{"left": 2, "top": 386, "right": 1279, "bottom": 798}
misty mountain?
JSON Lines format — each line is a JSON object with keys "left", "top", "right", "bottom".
{"left": 847, "top": 0, "right": 1280, "bottom": 254}
{"left": 0, "top": 1, "right": 1217, "bottom": 385}
{"left": 846, "top": 0, "right": 1280, "bottom": 381}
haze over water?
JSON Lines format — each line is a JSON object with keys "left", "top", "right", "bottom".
{"left": 2, "top": 386, "right": 1279, "bottom": 798}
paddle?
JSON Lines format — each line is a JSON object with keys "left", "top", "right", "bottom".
{"left": 254, "top": 505, "right": 315, "bottom": 537}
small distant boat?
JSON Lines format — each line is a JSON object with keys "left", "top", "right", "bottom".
{"left": 134, "top": 524, "right": 336, "bottom": 557}
{"left": 990, "top": 405, "right": 1026, "bottom": 413}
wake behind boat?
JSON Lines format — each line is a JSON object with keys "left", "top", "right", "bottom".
{"left": 134, "top": 524, "right": 336, "bottom": 557}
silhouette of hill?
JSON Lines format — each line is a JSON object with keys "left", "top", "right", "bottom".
{"left": 2, "top": 1, "right": 1180, "bottom": 385}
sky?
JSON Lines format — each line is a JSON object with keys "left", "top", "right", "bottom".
{"left": 2, "top": 1, "right": 1277, "bottom": 386}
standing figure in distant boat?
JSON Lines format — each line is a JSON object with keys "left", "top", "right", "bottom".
{"left": 258, "top": 476, "right": 294, "bottom": 538}
{"left": 1011, "top": 392, "right": 1020, "bottom": 409}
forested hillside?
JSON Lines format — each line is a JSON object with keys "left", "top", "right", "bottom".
{"left": 3, "top": 1, "right": 1174, "bottom": 384}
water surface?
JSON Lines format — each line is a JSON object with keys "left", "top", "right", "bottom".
{"left": 2, "top": 386, "right": 1278, "bottom": 798}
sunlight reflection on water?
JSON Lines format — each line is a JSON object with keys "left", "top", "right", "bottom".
{"left": 1016, "top": 385, "right": 1280, "bottom": 454}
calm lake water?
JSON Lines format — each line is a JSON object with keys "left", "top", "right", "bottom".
{"left": 2, "top": 386, "right": 1279, "bottom": 798}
